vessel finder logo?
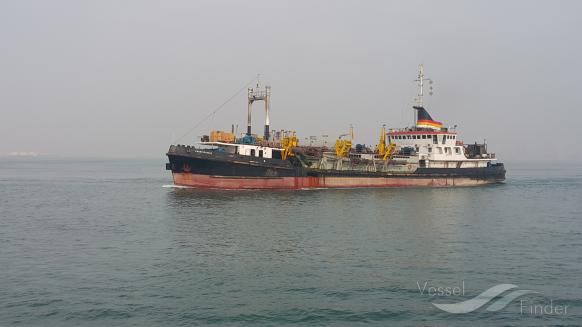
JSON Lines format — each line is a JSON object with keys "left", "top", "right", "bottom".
{"left": 416, "top": 281, "right": 556, "bottom": 314}
{"left": 430, "top": 283, "right": 536, "bottom": 313}
{"left": 418, "top": 281, "right": 570, "bottom": 316}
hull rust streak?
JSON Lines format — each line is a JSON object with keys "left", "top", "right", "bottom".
{"left": 172, "top": 172, "right": 495, "bottom": 189}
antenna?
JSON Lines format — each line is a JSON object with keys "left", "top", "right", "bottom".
{"left": 413, "top": 64, "right": 434, "bottom": 126}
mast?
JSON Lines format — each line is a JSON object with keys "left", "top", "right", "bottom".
{"left": 417, "top": 64, "right": 425, "bottom": 109}
{"left": 246, "top": 75, "right": 272, "bottom": 140}
{"left": 413, "top": 64, "right": 433, "bottom": 126}
{"left": 264, "top": 85, "right": 271, "bottom": 140}
{"left": 247, "top": 88, "right": 253, "bottom": 135}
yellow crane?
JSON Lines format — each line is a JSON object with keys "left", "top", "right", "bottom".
{"left": 383, "top": 143, "right": 396, "bottom": 161}
{"left": 335, "top": 125, "right": 353, "bottom": 158}
{"left": 376, "top": 125, "right": 387, "bottom": 155}
{"left": 376, "top": 125, "right": 396, "bottom": 160}
{"left": 281, "top": 131, "right": 298, "bottom": 160}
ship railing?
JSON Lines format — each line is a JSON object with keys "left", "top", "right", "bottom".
{"left": 465, "top": 153, "right": 496, "bottom": 159}
{"left": 169, "top": 144, "right": 199, "bottom": 154}
{"left": 391, "top": 154, "right": 412, "bottom": 159}
{"left": 250, "top": 90, "right": 269, "bottom": 98}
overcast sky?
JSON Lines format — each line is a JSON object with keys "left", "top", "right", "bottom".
{"left": 1, "top": 0, "right": 581, "bottom": 161}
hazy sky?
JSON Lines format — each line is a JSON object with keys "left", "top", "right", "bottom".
{"left": 1, "top": 0, "right": 581, "bottom": 161}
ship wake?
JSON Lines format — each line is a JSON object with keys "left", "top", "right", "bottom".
{"left": 162, "top": 184, "right": 194, "bottom": 189}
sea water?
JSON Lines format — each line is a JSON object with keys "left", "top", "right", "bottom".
{"left": 1, "top": 158, "right": 581, "bottom": 326}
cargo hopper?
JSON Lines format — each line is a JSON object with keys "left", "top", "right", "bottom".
{"left": 166, "top": 66, "right": 505, "bottom": 189}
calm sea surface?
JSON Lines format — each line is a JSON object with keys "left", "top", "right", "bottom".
{"left": 0, "top": 158, "right": 581, "bottom": 326}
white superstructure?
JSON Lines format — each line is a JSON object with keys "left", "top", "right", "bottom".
{"left": 387, "top": 130, "right": 495, "bottom": 168}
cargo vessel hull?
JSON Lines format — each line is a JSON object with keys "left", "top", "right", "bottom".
{"left": 171, "top": 172, "right": 500, "bottom": 189}
{"left": 167, "top": 152, "right": 505, "bottom": 189}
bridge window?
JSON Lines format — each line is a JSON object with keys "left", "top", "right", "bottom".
{"left": 250, "top": 149, "right": 255, "bottom": 156}
{"left": 455, "top": 147, "right": 461, "bottom": 154}
{"left": 258, "top": 150, "right": 263, "bottom": 158}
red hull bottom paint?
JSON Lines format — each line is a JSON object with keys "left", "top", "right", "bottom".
{"left": 172, "top": 173, "right": 494, "bottom": 189}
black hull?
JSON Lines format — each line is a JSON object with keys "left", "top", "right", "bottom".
{"left": 166, "top": 151, "right": 506, "bottom": 182}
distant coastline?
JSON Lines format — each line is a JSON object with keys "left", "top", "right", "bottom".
{"left": 4, "top": 151, "right": 40, "bottom": 157}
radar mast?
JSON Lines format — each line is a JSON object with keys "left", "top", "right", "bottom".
{"left": 413, "top": 64, "right": 433, "bottom": 126}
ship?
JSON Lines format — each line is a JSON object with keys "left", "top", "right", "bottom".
{"left": 166, "top": 65, "right": 506, "bottom": 189}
